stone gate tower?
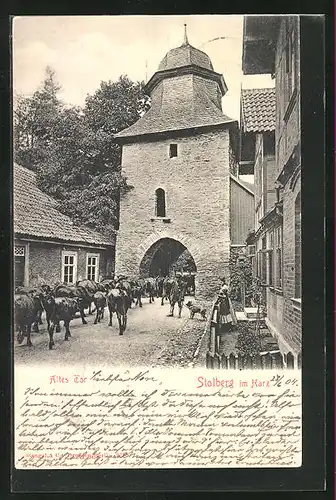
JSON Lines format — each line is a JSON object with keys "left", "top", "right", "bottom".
{"left": 114, "top": 27, "right": 239, "bottom": 299}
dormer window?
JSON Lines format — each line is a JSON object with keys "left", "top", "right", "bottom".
{"left": 155, "top": 188, "right": 166, "bottom": 217}
{"left": 169, "top": 144, "right": 178, "bottom": 158}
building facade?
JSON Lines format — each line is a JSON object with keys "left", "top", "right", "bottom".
{"left": 115, "top": 28, "right": 253, "bottom": 299}
{"left": 243, "top": 15, "right": 301, "bottom": 364}
{"left": 14, "top": 164, "right": 115, "bottom": 288}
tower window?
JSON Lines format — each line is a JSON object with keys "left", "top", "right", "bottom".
{"left": 155, "top": 188, "right": 166, "bottom": 217}
{"left": 169, "top": 144, "right": 178, "bottom": 158}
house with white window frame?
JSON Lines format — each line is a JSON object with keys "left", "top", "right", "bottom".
{"left": 14, "top": 163, "right": 115, "bottom": 288}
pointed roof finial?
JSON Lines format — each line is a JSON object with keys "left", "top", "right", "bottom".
{"left": 183, "top": 23, "right": 189, "bottom": 46}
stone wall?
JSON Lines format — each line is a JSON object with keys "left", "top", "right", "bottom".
{"left": 116, "top": 127, "right": 232, "bottom": 299}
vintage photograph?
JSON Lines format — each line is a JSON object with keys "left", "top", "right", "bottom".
{"left": 13, "top": 15, "right": 302, "bottom": 371}
{"left": 12, "top": 14, "right": 305, "bottom": 472}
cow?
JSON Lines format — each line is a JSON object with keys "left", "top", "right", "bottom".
{"left": 129, "top": 279, "right": 144, "bottom": 308}
{"left": 161, "top": 277, "right": 174, "bottom": 306}
{"left": 54, "top": 284, "right": 91, "bottom": 325}
{"left": 48, "top": 297, "right": 79, "bottom": 350}
{"left": 14, "top": 285, "right": 50, "bottom": 333}
{"left": 115, "top": 278, "right": 133, "bottom": 308}
{"left": 167, "top": 277, "right": 187, "bottom": 318}
{"left": 143, "top": 277, "right": 156, "bottom": 304}
{"left": 107, "top": 288, "right": 129, "bottom": 335}
{"left": 100, "top": 278, "right": 116, "bottom": 293}
{"left": 14, "top": 292, "right": 43, "bottom": 346}
{"left": 76, "top": 279, "right": 106, "bottom": 314}
{"left": 93, "top": 291, "right": 106, "bottom": 324}
{"left": 156, "top": 276, "right": 165, "bottom": 298}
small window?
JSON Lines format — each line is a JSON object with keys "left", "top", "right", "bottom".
{"left": 169, "top": 144, "right": 178, "bottom": 158}
{"left": 62, "top": 251, "right": 77, "bottom": 284}
{"left": 155, "top": 188, "right": 166, "bottom": 218}
{"left": 87, "top": 253, "right": 100, "bottom": 282}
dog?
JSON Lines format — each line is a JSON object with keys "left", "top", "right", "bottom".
{"left": 185, "top": 301, "right": 207, "bottom": 320}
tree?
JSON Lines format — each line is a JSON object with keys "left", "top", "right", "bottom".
{"left": 14, "top": 68, "right": 151, "bottom": 239}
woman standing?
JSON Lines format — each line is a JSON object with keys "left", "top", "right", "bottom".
{"left": 218, "top": 279, "right": 237, "bottom": 333}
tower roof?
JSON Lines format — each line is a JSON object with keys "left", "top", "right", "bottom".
{"left": 158, "top": 42, "right": 214, "bottom": 73}
{"left": 115, "top": 26, "right": 234, "bottom": 142}
{"left": 158, "top": 24, "right": 214, "bottom": 72}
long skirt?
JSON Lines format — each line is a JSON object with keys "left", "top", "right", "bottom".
{"left": 219, "top": 297, "right": 237, "bottom": 332}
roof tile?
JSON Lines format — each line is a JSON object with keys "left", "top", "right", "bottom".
{"left": 241, "top": 88, "right": 276, "bottom": 133}
{"left": 14, "top": 164, "right": 113, "bottom": 247}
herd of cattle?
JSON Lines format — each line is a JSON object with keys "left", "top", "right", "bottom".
{"left": 14, "top": 275, "right": 193, "bottom": 350}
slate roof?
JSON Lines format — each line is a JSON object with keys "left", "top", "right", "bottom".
{"left": 115, "top": 74, "right": 234, "bottom": 140}
{"left": 115, "top": 38, "right": 233, "bottom": 140}
{"left": 115, "top": 100, "right": 235, "bottom": 140}
{"left": 14, "top": 164, "right": 113, "bottom": 247}
{"left": 158, "top": 43, "right": 214, "bottom": 72}
{"left": 241, "top": 88, "right": 276, "bottom": 132}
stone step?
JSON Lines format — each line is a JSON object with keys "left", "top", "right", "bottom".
{"left": 243, "top": 307, "right": 261, "bottom": 319}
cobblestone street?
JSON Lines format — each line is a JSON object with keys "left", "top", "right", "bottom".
{"left": 14, "top": 296, "right": 208, "bottom": 368}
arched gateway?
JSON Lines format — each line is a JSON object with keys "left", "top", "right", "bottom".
{"left": 139, "top": 238, "right": 196, "bottom": 277}
{"left": 114, "top": 27, "right": 239, "bottom": 300}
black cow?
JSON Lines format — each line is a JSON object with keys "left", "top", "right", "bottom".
{"left": 14, "top": 285, "right": 50, "bottom": 333}
{"left": 54, "top": 284, "right": 91, "bottom": 325}
{"left": 107, "top": 288, "right": 129, "bottom": 335}
{"left": 93, "top": 291, "right": 106, "bottom": 324}
{"left": 48, "top": 297, "right": 78, "bottom": 350}
{"left": 14, "top": 292, "right": 43, "bottom": 346}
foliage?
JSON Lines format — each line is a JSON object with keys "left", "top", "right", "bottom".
{"left": 229, "top": 249, "right": 253, "bottom": 303}
{"left": 171, "top": 250, "right": 197, "bottom": 273}
{"left": 13, "top": 69, "right": 150, "bottom": 239}
{"left": 235, "top": 323, "right": 261, "bottom": 357}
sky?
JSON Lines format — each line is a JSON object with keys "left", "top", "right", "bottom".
{"left": 12, "top": 15, "right": 274, "bottom": 122}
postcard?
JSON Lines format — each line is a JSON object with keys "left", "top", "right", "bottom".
{"left": 13, "top": 14, "right": 303, "bottom": 472}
